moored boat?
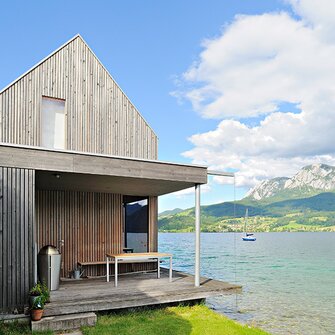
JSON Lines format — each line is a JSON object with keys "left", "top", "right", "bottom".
{"left": 242, "top": 209, "right": 256, "bottom": 241}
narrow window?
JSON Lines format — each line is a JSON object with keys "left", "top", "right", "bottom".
{"left": 41, "top": 96, "right": 66, "bottom": 149}
{"left": 123, "top": 197, "right": 149, "bottom": 253}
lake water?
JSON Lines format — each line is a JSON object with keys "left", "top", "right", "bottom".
{"left": 158, "top": 232, "right": 335, "bottom": 335}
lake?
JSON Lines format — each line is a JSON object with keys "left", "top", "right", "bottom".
{"left": 158, "top": 232, "right": 335, "bottom": 335}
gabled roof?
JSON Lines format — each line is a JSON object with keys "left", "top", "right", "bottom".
{"left": 0, "top": 34, "right": 156, "bottom": 137}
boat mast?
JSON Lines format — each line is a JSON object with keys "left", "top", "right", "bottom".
{"left": 244, "top": 208, "right": 248, "bottom": 234}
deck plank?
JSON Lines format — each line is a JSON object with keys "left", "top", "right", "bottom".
{"left": 44, "top": 269, "right": 241, "bottom": 317}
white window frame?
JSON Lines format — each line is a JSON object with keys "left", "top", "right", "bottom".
{"left": 40, "top": 96, "right": 67, "bottom": 150}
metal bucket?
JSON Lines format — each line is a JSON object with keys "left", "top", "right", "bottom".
{"left": 38, "top": 245, "right": 61, "bottom": 291}
{"left": 73, "top": 269, "right": 84, "bottom": 279}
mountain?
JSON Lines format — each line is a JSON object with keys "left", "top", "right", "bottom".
{"left": 159, "top": 208, "right": 184, "bottom": 216}
{"left": 265, "top": 192, "right": 335, "bottom": 213}
{"left": 245, "top": 177, "right": 289, "bottom": 200}
{"left": 158, "top": 163, "right": 335, "bottom": 233}
{"left": 285, "top": 164, "right": 335, "bottom": 190}
{"left": 246, "top": 163, "right": 335, "bottom": 201}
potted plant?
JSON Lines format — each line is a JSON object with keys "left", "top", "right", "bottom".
{"left": 29, "top": 282, "right": 43, "bottom": 307}
{"left": 30, "top": 295, "right": 45, "bottom": 321}
{"left": 41, "top": 281, "right": 50, "bottom": 303}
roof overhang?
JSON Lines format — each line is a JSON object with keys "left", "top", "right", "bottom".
{"left": 0, "top": 144, "right": 208, "bottom": 196}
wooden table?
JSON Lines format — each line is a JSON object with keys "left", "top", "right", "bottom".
{"left": 106, "top": 252, "right": 173, "bottom": 287}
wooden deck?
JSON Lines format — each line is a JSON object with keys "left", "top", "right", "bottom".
{"left": 44, "top": 269, "right": 241, "bottom": 317}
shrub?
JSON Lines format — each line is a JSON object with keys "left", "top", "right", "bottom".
{"left": 29, "top": 282, "right": 43, "bottom": 296}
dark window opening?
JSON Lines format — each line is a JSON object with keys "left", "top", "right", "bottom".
{"left": 123, "top": 196, "right": 148, "bottom": 253}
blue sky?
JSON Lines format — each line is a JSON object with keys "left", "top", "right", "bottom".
{"left": 2, "top": 0, "right": 335, "bottom": 212}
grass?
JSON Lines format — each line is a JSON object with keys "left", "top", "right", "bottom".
{"left": 82, "top": 305, "right": 271, "bottom": 335}
{"left": 0, "top": 321, "right": 52, "bottom": 335}
{"left": 1, "top": 305, "right": 270, "bottom": 335}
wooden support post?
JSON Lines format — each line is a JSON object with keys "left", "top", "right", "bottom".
{"left": 115, "top": 258, "right": 118, "bottom": 287}
{"left": 195, "top": 184, "right": 201, "bottom": 287}
{"left": 157, "top": 258, "right": 160, "bottom": 279}
{"left": 106, "top": 256, "right": 109, "bottom": 282}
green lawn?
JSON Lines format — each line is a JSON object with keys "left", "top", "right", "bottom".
{"left": 1, "top": 305, "right": 271, "bottom": 335}
{"left": 82, "top": 305, "right": 271, "bottom": 335}
{"left": 0, "top": 321, "right": 52, "bottom": 335}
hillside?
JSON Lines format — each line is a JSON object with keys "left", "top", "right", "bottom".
{"left": 159, "top": 208, "right": 184, "bottom": 217}
{"left": 158, "top": 192, "right": 335, "bottom": 232}
{"left": 158, "top": 164, "right": 335, "bottom": 233}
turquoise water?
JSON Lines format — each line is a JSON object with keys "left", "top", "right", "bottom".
{"left": 158, "top": 232, "right": 335, "bottom": 335}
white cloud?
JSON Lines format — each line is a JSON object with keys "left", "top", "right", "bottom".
{"left": 288, "top": 0, "right": 335, "bottom": 41}
{"left": 172, "top": 184, "right": 211, "bottom": 199}
{"left": 174, "top": 0, "right": 335, "bottom": 189}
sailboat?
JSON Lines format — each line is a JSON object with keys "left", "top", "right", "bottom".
{"left": 242, "top": 208, "right": 256, "bottom": 241}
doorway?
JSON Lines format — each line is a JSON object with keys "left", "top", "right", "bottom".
{"left": 123, "top": 196, "right": 149, "bottom": 253}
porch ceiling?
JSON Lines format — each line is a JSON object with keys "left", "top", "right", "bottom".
{"left": 0, "top": 144, "right": 208, "bottom": 196}
{"left": 35, "top": 171, "right": 200, "bottom": 196}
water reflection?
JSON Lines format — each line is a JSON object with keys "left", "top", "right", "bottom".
{"left": 159, "top": 232, "right": 335, "bottom": 335}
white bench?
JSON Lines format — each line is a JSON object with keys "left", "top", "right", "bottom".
{"left": 77, "top": 259, "right": 158, "bottom": 276}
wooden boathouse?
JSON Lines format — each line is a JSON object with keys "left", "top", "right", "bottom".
{"left": 0, "top": 35, "right": 238, "bottom": 317}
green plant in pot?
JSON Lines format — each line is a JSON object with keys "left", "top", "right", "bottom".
{"left": 29, "top": 282, "right": 43, "bottom": 307}
{"left": 41, "top": 281, "right": 50, "bottom": 303}
{"left": 30, "top": 295, "right": 45, "bottom": 321}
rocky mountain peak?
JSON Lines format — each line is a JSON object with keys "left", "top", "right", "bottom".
{"left": 285, "top": 163, "right": 335, "bottom": 190}
{"left": 246, "top": 163, "right": 335, "bottom": 201}
{"left": 246, "top": 177, "right": 289, "bottom": 200}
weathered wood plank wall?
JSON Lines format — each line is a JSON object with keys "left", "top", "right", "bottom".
{"left": 0, "top": 35, "right": 160, "bottom": 312}
{"left": 0, "top": 36, "right": 158, "bottom": 160}
{"left": 36, "top": 190, "right": 158, "bottom": 277}
{"left": 0, "top": 167, "right": 35, "bottom": 313}
{"left": 148, "top": 196, "right": 158, "bottom": 252}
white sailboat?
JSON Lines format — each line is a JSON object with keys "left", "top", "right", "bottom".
{"left": 242, "top": 208, "right": 256, "bottom": 241}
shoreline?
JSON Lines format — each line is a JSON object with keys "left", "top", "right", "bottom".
{"left": 159, "top": 230, "right": 335, "bottom": 233}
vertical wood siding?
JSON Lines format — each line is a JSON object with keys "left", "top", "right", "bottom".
{"left": 36, "top": 190, "right": 158, "bottom": 278}
{"left": 148, "top": 196, "right": 158, "bottom": 252}
{"left": 0, "top": 36, "right": 158, "bottom": 160}
{"left": 0, "top": 168, "right": 35, "bottom": 313}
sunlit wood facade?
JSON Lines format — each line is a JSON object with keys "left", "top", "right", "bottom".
{"left": 0, "top": 35, "right": 157, "bottom": 158}
{"left": 0, "top": 35, "right": 207, "bottom": 313}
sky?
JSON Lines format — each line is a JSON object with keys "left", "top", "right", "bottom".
{"left": 1, "top": 0, "right": 335, "bottom": 212}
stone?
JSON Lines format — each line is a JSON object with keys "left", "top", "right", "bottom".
{"left": 31, "top": 312, "right": 97, "bottom": 332}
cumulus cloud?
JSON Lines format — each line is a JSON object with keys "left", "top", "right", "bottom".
{"left": 172, "top": 184, "right": 211, "bottom": 199}
{"left": 288, "top": 0, "right": 335, "bottom": 40}
{"left": 174, "top": 0, "right": 335, "bottom": 188}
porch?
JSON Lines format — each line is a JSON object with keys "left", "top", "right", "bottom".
{"left": 44, "top": 269, "right": 241, "bottom": 317}
{"left": 0, "top": 144, "right": 236, "bottom": 314}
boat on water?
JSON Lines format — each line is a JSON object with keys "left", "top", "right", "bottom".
{"left": 242, "top": 208, "right": 256, "bottom": 241}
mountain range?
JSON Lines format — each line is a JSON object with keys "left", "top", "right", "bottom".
{"left": 246, "top": 163, "right": 335, "bottom": 201}
{"left": 158, "top": 163, "right": 335, "bottom": 232}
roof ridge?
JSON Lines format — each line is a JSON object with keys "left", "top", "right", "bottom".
{"left": 77, "top": 35, "right": 158, "bottom": 138}
{"left": 0, "top": 34, "right": 158, "bottom": 138}
{"left": 0, "top": 34, "right": 81, "bottom": 94}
